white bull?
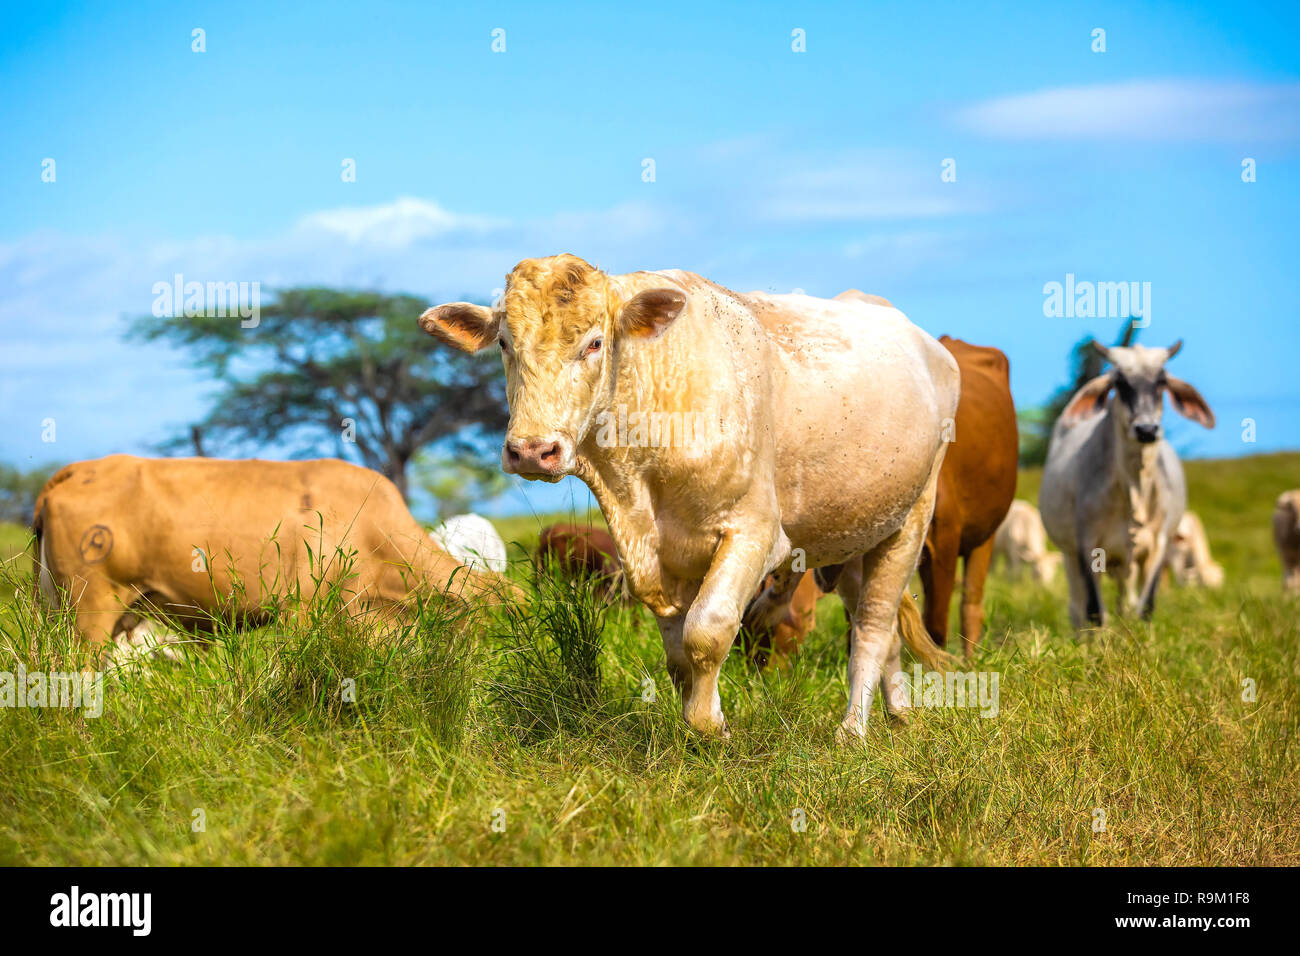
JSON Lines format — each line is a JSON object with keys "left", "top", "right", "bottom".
{"left": 420, "top": 255, "right": 958, "bottom": 738}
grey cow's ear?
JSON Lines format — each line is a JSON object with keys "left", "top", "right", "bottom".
{"left": 1166, "top": 375, "right": 1215, "bottom": 428}
{"left": 1061, "top": 373, "right": 1113, "bottom": 424}
{"left": 419, "top": 303, "right": 500, "bottom": 353}
{"left": 618, "top": 287, "right": 687, "bottom": 340}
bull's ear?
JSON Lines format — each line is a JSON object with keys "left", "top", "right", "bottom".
{"left": 1166, "top": 375, "right": 1215, "bottom": 428}
{"left": 618, "top": 287, "right": 687, "bottom": 340}
{"left": 418, "top": 303, "right": 499, "bottom": 353}
{"left": 1061, "top": 373, "right": 1113, "bottom": 424}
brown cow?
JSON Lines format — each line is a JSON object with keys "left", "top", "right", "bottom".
{"left": 917, "top": 336, "right": 1018, "bottom": 659}
{"left": 739, "top": 570, "right": 824, "bottom": 667}
{"left": 33, "top": 455, "right": 508, "bottom": 661}
{"left": 535, "top": 523, "right": 625, "bottom": 600}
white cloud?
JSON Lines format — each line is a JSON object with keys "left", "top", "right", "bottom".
{"left": 956, "top": 79, "right": 1300, "bottom": 142}
{"left": 741, "top": 150, "right": 985, "bottom": 224}
{"left": 295, "top": 196, "right": 503, "bottom": 246}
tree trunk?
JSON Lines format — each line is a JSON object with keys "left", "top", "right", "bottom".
{"left": 385, "top": 454, "right": 409, "bottom": 502}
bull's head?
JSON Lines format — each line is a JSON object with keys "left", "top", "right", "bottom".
{"left": 1061, "top": 340, "right": 1215, "bottom": 442}
{"left": 419, "top": 255, "right": 687, "bottom": 481}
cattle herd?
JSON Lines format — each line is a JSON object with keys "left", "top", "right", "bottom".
{"left": 29, "top": 255, "right": 1300, "bottom": 738}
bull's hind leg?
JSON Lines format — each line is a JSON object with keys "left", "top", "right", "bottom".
{"left": 837, "top": 559, "right": 910, "bottom": 722}
{"left": 839, "top": 488, "right": 935, "bottom": 740}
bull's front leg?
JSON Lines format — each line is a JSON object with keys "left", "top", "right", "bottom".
{"left": 678, "top": 526, "right": 779, "bottom": 735}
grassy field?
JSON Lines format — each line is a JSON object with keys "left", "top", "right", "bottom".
{"left": 0, "top": 454, "right": 1296, "bottom": 866}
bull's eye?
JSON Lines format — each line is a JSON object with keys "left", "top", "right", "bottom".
{"left": 584, "top": 336, "right": 603, "bottom": 358}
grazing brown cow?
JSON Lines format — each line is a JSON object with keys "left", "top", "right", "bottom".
{"left": 917, "top": 336, "right": 1018, "bottom": 659}
{"left": 33, "top": 455, "right": 508, "bottom": 662}
{"left": 536, "top": 523, "right": 625, "bottom": 600}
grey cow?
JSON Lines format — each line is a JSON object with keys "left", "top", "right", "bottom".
{"left": 1039, "top": 341, "right": 1215, "bottom": 629}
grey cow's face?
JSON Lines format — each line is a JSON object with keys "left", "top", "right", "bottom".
{"left": 1104, "top": 344, "right": 1175, "bottom": 444}
{"left": 1061, "top": 339, "right": 1215, "bottom": 439}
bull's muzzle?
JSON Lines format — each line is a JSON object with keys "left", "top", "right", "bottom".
{"left": 503, "top": 436, "right": 569, "bottom": 479}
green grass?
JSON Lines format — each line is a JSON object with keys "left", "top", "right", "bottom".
{"left": 0, "top": 522, "right": 28, "bottom": 566}
{"left": 1, "top": 455, "right": 1296, "bottom": 866}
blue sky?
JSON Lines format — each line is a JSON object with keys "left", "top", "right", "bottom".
{"left": 2, "top": 0, "right": 1298, "bottom": 517}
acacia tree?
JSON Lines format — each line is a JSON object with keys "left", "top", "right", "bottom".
{"left": 131, "top": 288, "right": 507, "bottom": 499}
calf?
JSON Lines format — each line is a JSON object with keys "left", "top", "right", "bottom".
{"left": 421, "top": 255, "right": 958, "bottom": 737}
{"left": 1165, "top": 510, "right": 1224, "bottom": 588}
{"left": 994, "top": 499, "right": 1062, "bottom": 584}
{"left": 1273, "top": 491, "right": 1300, "bottom": 593}
{"left": 1039, "top": 342, "right": 1215, "bottom": 628}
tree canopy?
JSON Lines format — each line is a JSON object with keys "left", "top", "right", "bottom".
{"left": 131, "top": 288, "right": 507, "bottom": 499}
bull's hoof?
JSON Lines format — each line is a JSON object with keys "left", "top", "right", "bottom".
{"left": 886, "top": 708, "right": 911, "bottom": 727}
{"left": 835, "top": 719, "right": 868, "bottom": 745}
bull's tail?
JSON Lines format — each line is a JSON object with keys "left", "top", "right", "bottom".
{"left": 896, "top": 591, "right": 953, "bottom": 671}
